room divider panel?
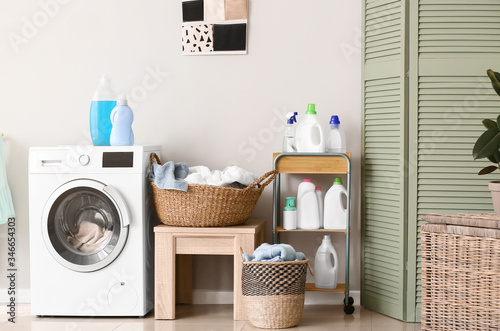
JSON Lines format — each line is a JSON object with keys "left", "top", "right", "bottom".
{"left": 362, "top": 0, "right": 500, "bottom": 322}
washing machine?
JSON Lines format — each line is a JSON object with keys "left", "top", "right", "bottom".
{"left": 29, "top": 145, "right": 160, "bottom": 316}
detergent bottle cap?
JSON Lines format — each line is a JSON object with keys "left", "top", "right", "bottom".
{"left": 333, "top": 177, "right": 343, "bottom": 185}
{"left": 306, "top": 103, "right": 317, "bottom": 115}
{"left": 284, "top": 197, "right": 296, "bottom": 211}
{"left": 302, "top": 179, "right": 312, "bottom": 183}
{"left": 315, "top": 186, "right": 322, "bottom": 191}
{"left": 117, "top": 94, "right": 128, "bottom": 106}
{"left": 322, "top": 235, "right": 332, "bottom": 243}
{"left": 330, "top": 115, "right": 340, "bottom": 125}
{"left": 92, "top": 75, "right": 116, "bottom": 101}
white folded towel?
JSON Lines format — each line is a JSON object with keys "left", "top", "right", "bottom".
{"left": 185, "top": 165, "right": 257, "bottom": 188}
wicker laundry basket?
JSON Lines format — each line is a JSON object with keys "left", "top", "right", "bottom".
{"left": 150, "top": 153, "right": 277, "bottom": 227}
{"left": 421, "top": 213, "right": 500, "bottom": 331}
{"left": 241, "top": 259, "right": 312, "bottom": 329}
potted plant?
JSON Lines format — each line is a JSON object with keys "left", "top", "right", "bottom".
{"left": 472, "top": 69, "right": 500, "bottom": 213}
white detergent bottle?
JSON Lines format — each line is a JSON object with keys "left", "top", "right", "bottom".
{"left": 315, "top": 187, "right": 324, "bottom": 228}
{"left": 110, "top": 95, "right": 134, "bottom": 146}
{"left": 325, "top": 115, "right": 346, "bottom": 153}
{"left": 323, "top": 177, "right": 348, "bottom": 230}
{"left": 296, "top": 179, "right": 320, "bottom": 229}
{"left": 314, "top": 235, "right": 339, "bottom": 289}
{"left": 283, "top": 112, "right": 298, "bottom": 152}
{"left": 283, "top": 197, "right": 297, "bottom": 230}
{"left": 295, "top": 104, "right": 325, "bottom": 152}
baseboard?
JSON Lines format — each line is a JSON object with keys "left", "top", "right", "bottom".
{"left": 1, "top": 288, "right": 361, "bottom": 306}
{"left": 192, "top": 289, "right": 361, "bottom": 305}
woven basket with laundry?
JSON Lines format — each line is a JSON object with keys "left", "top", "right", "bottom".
{"left": 241, "top": 259, "right": 311, "bottom": 329}
{"left": 149, "top": 153, "right": 277, "bottom": 227}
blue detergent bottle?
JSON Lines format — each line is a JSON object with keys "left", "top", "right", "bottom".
{"left": 90, "top": 75, "right": 117, "bottom": 146}
{"left": 110, "top": 95, "right": 134, "bottom": 146}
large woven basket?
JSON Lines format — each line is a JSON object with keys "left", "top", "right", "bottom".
{"left": 421, "top": 213, "right": 500, "bottom": 331}
{"left": 242, "top": 259, "right": 311, "bottom": 329}
{"left": 150, "top": 153, "right": 277, "bottom": 227}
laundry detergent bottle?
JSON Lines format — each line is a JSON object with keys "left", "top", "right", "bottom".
{"left": 295, "top": 104, "right": 324, "bottom": 152}
{"left": 314, "top": 235, "right": 339, "bottom": 289}
{"left": 323, "top": 177, "right": 348, "bottom": 230}
{"left": 325, "top": 115, "right": 346, "bottom": 153}
{"left": 90, "top": 75, "right": 117, "bottom": 146}
{"left": 110, "top": 95, "right": 134, "bottom": 146}
{"left": 282, "top": 112, "right": 298, "bottom": 152}
{"left": 296, "top": 179, "right": 320, "bottom": 229}
{"left": 283, "top": 197, "right": 297, "bottom": 230}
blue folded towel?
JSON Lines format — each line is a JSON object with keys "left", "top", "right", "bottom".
{"left": 150, "top": 160, "right": 189, "bottom": 192}
{"left": 243, "top": 243, "right": 306, "bottom": 262}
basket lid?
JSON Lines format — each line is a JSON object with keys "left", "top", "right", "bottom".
{"left": 422, "top": 213, "right": 500, "bottom": 230}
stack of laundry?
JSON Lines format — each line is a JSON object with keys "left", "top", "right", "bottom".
{"left": 150, "top": 161, "right": 258, "bottom": 192}
{"left": 242, "top": 243, "right": 306, "bottom": 262}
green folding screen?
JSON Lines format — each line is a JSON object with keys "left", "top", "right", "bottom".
{"left": 362, "top": 0, "right": 500, "bottom": 322}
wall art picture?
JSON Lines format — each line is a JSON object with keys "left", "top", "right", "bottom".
{"left": 182, "top": 0, "right": 248, "bottom": 55}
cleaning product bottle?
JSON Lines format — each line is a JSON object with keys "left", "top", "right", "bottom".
{"left": 315, "top": 187, "right": 324, "bottom": 228}
{"left": 314, "top": 235, "right": 339, "bottom": 289}
{"left": 325, "top": 115, "right": 346, "bottom": 153}
{"left": 323, "top": 177, "right": 348, "bottom": 230}
{"left": 296, "top": 179, "right": 320, "bottom": 229}
{"left": 110, "top": 95, "right": 134, "bottom": 146}
{"left": 283, "top": 197, "right": 297, "bottom": 230}
{"left": 90, "top": 75, "right": 117, "bottom": 146}
{"left": 295, "top": 104, "right": 324, "bottom": 152}
{"left": 282, "top": 112, "right": 298, "bottom": 152}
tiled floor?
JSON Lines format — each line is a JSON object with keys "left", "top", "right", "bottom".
{"left": 0, "top": 304, "right": 421, "bottom": 331}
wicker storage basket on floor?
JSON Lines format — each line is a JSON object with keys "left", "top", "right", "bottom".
{"left": 421, "top": 213, "right": 500, "bottom": 331}
{"left": 242, "top": 259, "right": 311, "bottom": 329}
{"left": 150, "top": 153, "right": 277, "bottom": 227}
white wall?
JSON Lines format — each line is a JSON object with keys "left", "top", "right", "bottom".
{"left": 0, "top": 0, "right": 361, "bottom": 302}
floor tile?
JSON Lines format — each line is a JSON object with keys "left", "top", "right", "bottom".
{"left": 0, "top": 303, "right": 421, "bottom": 331}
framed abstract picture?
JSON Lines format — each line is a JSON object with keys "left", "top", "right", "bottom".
{"left": 182, "top": 0, "right": 248, "bottom": 55}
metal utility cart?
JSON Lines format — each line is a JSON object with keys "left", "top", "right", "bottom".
{"left": 272, "top": 152, "right": 354, "bottom": 314}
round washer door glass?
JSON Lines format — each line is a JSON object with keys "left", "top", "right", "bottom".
{"left": 42, "top": 179, "right": 129, "bottom": 272}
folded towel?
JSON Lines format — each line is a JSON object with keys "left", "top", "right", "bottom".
{"left": 186, "top": 165, "right": 257, "bottom": 188}
{"left": 0, "top": 135, "right": 15, "bottom": 224}
{"left": 150, "top": 161, "right": 189, "bottom": 191}
{"left": 67, "top": 221, "right": 112, "bottom": 253}
{"left": 243, "top": 243, "right": 306, "bottom": 262}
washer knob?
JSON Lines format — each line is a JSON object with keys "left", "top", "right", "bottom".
{"left": 79, "top": 154, "right": 90, "bottom": 166}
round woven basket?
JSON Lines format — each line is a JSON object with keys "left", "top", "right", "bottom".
{"left": 242, "top": 259, "right": 310, "bottom": 329}
{"left": 150, "top": 153, "right": 277, "bottom": 227}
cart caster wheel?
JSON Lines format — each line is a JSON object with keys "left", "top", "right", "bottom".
{"left": 344, "top": 305, "right": 355, "bottom": 314}
{"left": 343, "top": 296, "right": 354, "bottom": 306}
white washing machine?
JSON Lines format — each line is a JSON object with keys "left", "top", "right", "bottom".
{"left": 29, "top": 145, "right": 160, "bottom": 316}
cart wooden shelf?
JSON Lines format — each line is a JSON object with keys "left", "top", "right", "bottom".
{"left": 272, "top": 152, "right": 354, "bottom": 314}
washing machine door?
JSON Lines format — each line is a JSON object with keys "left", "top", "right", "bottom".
{"left": 41, "top": 179, "right": 130, "bottom": 272}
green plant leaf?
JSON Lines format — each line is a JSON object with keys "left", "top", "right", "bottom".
{"left": 479, "top": 165, "right": 499, "bottom": 175}
{"left": 483, "top": 118, "right": 497, "bottom": 130}
{"left": 473, "top": 126, "right": 500, "bottom": 159}
{"left": 487, "top": 69, "right": 500, "bottom": 97}
{"left": 487, "top": 150, "right": 500, "bottom": 163}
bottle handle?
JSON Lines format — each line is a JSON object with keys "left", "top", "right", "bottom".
{"left": 329, "top": 247, "right": 339, "bottom": 269}
{"left": 110, "top": 108, "right": 117, "bottom": 124}
{"left": 338, "top": 188, "right": 348, "bottom": 212}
